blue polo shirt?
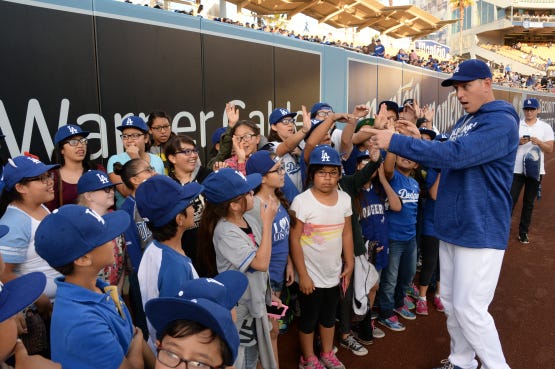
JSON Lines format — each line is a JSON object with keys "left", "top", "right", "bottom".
{"left": 51, "top": 277, "right": 133, "bottom": 369}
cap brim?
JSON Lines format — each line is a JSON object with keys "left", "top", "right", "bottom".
{"left": 152, "top": 183, "right": 204, "bottom": 227}
{"left": 271, "top": 112, "right": 297, "bottom": 125}
{"left": 55, "top": 131, "right": 90, "bottom": 145}
{"left": 145, "top": 297, "right": 239, "bottom": 365}
{"left": 95, "top": 211, "right": 131, "bottom": 247}
{"left": 246, "top": 173, "right": 262, "bottom": 191}
{"left": 214, "top": 270, "right": 248, "bottom": 309}
{"left": 441, "top": 76, "right": 481, "bottom": 87}
{"left": 26, "top": 163, "right": 61, "bottom": 178}
{"left": 0, "top": 272, "right": 46, "bottom": 323}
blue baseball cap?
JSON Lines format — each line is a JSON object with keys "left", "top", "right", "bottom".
{"left": 0, "top": 271, "right": 47, "bottom": 323}
{"left": 145, "top": 271, "right": 248, "bottom": 365}
{"left": 77, "top": 170, "right": 121, "bottom": 195}
{"left": 435, "top": 133, "right": 449, "bottom": 142}
{"left": 1, "top": 156, "right": 60, "bottom": 191}
{"left": 304, "top": 118, "right": 325, "bottom": 141}
{"left": 523, "top": 98, "right": 540, "bottom": 109}
{"left": 310, "top": 102, "right": 333, "bottom": 119}
{"left": 54, "top": 124, "right": 90, "bottom": 145}
{"left": 246, "top": 150, "right": 276, "bottom": 176}
{"left": 418, "top": 127, "right": 437, "bottom": 140}
{"left": 309, "top": 144, "right": 341, "bottom": 166}
{"left": 356, "top": 149, "right": 370, "bottom": 162}
{"left": 35, "top": 205, "right": 130, "bottom": 267}
{"left": 117, "top": 116, "right": 149, "bottom": 133}
{"left": 441, "top": 59, "right": 492, "bottom": 87}
{"left": 135, "top": 175, "right": 203, "bottom": 227}
{"left": 211, "top": 127, "right": 227, "bottom": 146}
{"left": 269, "top": 108, "right": 297, "bottom": 125}
{"left": 202, "top": 168, "right": 261, "bottom": 204}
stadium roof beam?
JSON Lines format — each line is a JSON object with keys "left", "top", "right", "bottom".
{"left": 225, "top": 0, "right": 455, "bottom": 39}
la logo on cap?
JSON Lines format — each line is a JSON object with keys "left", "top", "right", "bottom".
{"left": 96, "top": 173, "right": 110, "bottom": 184}
{"left": 235, "top": 170, "right": 246, "bottom": 180}
{"left": 527, "top": 100, "right": 531, "bottom": 104}
{"left": 85, "top": 208, "right": 105, "bottom": 225}
{"left": 125, "top": 117, "right": 133, "bottom": 125}
{"left": 321, "top": 149, "right": 330, "bottom": 162}
{"left": 67, "top": 126, "right": 78, "bottom": 135}
{"left": 280, "top": 109, "right": 288, "bottom": 115}
{"left": 454, "top": 66, "right": 460, "bottom": 73}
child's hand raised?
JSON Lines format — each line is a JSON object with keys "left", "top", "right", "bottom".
{"left": 260, "top": 195, "right": 279, "bottom": 224}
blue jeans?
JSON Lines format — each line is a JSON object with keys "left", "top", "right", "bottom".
{"left": 378, "top": 237, "right": 417, "bottom": 319}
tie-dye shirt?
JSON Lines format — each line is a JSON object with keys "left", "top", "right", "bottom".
{"left": 291, "top": 189, "right": 352, "bottom": 288}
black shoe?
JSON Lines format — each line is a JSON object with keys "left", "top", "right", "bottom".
{"left": 518, "top": 233, "right": 529, "bottom": 244}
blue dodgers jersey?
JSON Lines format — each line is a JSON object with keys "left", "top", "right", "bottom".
{"left": 387, "top": 169, "right": 419, "bottom": 241}
{"left": 388, "top": 100, "right": 519, "bottom": 249}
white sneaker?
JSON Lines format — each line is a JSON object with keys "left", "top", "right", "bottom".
{"left": 339, "top": 334, "right": 368, "bottom": 356}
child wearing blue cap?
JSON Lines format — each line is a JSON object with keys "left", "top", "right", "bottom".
{"left": 0, "top": 226, "right": 60, "bottom": 369}
{"left": 165, "top": 134, "right": 212, "bottom": 265}
{"left": 198, "top": 168, "right": 279, "bottom": 369}
{"left": 289, "top": 145, "right": 354, "bottom": 369}
{"left": 35, "top": 204, "right": 154, "bottom": 369}
{"left": 134, "top": 175, "right": 204, "bottom": 353}
{"left": 76, "top": 170, "right": 126, "bottom": 290}
{"left": 47, "top": 124, "right": 104, "bottom": 211}
{"left": 264, "top": 107, "right": 311, "bottom": 192}
{"left": 0, "top": 156, "right": 61, "bottom": 327}
{"left": 107, "top": 116, "right": 165, "bottom": 208}
{"left": 145, "top": 271, "right": 248, "bottom": 369}
{"left": 245, "top": 151, "right": 295, "bottom": 368}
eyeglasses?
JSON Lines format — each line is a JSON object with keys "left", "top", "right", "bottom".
{"left": 279, "top": 118, "right": 295, "bottom": 125}
{"left": 234, "top": 133, "right": 257, "bottom": 142}
{"left": 316, "top": 110, "right": 332, "bottom": 118}
{"left": 267, "top": 164, "right": 285, "bottom": 174}
{"left": 315, "top": 170, "right": 340, "bottom": 178}
{"left": 100, "top": 186, "right": 115, "bottom": 193}
{"left": 133, "top": 166, "right": 156, "bottom": 176}
{"left": 175, "top": 148, "right": 199, "bottom": 156}
{"left": 150, "top": 124, "right": 171, "bottom": 132}
{"left": 65, "top": 138, "right": 88, "bottom": 146}
{"left": 156, "top": 348, "right": 221, "bottom": 369}
{"left": 120, "top": 133, "right": 145, "bottom": 141}
{"left": 24, "top": 172, "right": 55, "bottom": 185}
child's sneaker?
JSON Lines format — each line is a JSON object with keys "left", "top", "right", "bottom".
{"left": 299, "top": 355, "right": 325, "bottom": 369}
{"left": 339, "top": 334, "right": 368, "bottom": 356}
{"left": 404, "top": 295, "right": 415, "bottom": 310}
{"left": 434, "top": 295, "right": 445, "bottom": 312}
{"left": 278, "top": 318, "right": 289, "bottom": 334}
{"left": 394, "top": 305, "right": 416, "bottom": 320}
{"left": 320, "top": 351, "right": 346, "bottom": 369}
{"left": 377, "top": 315, "right": 406, "bottom": 331}
{"left": 406, "top": 283, "right": 419, "bottom": 299}
{"left": 415, "top": 298, "right": 429, "bottom": 315}
{"left": 433, "top": 358, "right": 463, "bottom": 369}
{"left": 371, "top": 319, "right": 385, "bottom": 338}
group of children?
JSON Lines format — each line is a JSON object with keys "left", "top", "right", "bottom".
{"left": 0, "top": 99, "right": 448, "bottom": 369}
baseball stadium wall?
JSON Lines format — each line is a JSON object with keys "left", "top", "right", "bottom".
{"left": 1, "top": 0, "right": 554, "bottom": 164}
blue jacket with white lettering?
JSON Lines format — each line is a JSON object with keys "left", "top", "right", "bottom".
{"left": 388, "top": 100, "right": 519, "bottom": 250}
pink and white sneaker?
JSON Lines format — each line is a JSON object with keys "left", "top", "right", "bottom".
{"left": 434, "top": 295, "right": 445, "bottom": 312}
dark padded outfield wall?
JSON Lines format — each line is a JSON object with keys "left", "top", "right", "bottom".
{"left": 0, "top": 0, "right": 100, "bottom": 162}
{"left": 1, "top": 0, "right": 552, "bottom": 164}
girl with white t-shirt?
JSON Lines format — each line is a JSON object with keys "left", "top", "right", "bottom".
{"left": 290, "top": 145, "right": 354, "bottom": 369}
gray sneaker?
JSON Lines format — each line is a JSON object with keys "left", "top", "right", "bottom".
{"left": 319, "top": 351, "right": 346, "bottom": 369}
{"left": 339, "top": 334, "right": 367, "bottom": 356}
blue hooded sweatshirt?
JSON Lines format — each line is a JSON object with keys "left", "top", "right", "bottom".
{"left": 388, "top": 100, "right": 519, "bottom": 250}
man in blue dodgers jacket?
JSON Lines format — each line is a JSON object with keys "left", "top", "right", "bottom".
{"left": 368, "top": 59, "right": 518, "bottom": 369}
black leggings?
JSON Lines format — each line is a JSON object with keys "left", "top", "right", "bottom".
{"left": 419, "top": 235, "right": 440, "bottom": 287}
